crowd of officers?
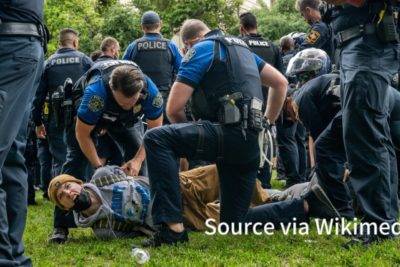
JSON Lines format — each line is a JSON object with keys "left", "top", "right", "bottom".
{"left": 1, "top": 0, "right": 400, "bottom": 265}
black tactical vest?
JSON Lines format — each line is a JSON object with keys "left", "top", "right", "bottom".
{"left": 83, "top": 60, "right": 147, "bottom": 130}
{"left": 191, "top": 36, "right": 264, "bottom": 122}
{"left": 241, "top": 34, "right": 279, "bottom": 68}
{"left": 46, "top": 49, "right": 88, "bottom": 95}
{"left": 132, "top": 37, "right": 173, "bottom": 91}
{"left": 0, "top": 0, "right": 43, "bottom": 23}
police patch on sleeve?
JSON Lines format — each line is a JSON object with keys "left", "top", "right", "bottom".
{"left": 88, "top": 95, "right": 104, "bottom": 112}
{"left": 306, "top": 30, "right": 320, "bottom": 44}
{"left": 183, "top": 48, "right": 196, "bottom": 63}
{"left": 152, "top": 92, "right": 163, "bottom": 108}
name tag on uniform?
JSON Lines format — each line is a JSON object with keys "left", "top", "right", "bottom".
{"left": 50, "top": 57, "right": 81, "bottom": 65}
{"left": 137, "top": 41, "right": 167, "bottom": 51}
{"left": 248, "top": 40, "right": 270, "bottom": 47}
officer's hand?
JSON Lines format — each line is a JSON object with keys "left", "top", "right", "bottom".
{"left": 121, "top": 159, "right": 142, "bottom": 176}
{"left": 35, "top": 125, "right": 47, "bottom": 139}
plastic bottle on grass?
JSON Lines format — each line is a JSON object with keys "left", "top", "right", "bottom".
{"left": 131, "top": 247, "right": 150, "bottom": 265}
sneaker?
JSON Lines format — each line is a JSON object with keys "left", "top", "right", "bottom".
{"left": 304, "top": 184, "right": 341, "bottom": 219}
{"left": 141, "top": 226, "right": 188, "bottom": 247}
{"left": 48, "top": 228, "right": 69, "bottom": 244}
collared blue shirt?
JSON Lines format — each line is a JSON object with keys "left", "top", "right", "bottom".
{"left": 77, "top": 75, "right": 163, "bottom": 125}
{"left": 123, "top": 33, "right": 182, "bottom": 72}
{"left": 176, "top": 32, "right": 266, "bottom": 89}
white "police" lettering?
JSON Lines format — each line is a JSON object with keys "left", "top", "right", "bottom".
{"left": 248, "top": 40, "right": 270, "bottom": 47}
{"left": 137, "top": 41, "right": 167, "bottom": 50}
{"left": 52, "top": 57, "right": 81, "bottom": 65}
{"left": 224, "top": 37, "right": 247, "bottom": 47}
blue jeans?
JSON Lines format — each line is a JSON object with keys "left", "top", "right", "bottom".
{"left": 0, "top": 36, "right": 43, "bottom": 267}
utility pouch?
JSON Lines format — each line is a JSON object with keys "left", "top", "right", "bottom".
{"left": 248, "top": 97, "right": 264, "bottom": 131}
{"left": 218, "top": 92, "right": 242, "bottom": 125}
{"left": 51, "top": 86, "right": 64, "bottom": 128}
{"left": 376, "top": 7, "right": 399, "bottom": 43}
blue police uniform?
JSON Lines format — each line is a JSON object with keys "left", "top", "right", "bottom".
{"left": 390, "top": 89, "right": 400, "bottom": 197}
{"left": 144, "top": 29, "right": 269, "bottom": 227}
{"left": 32, "top": 48, "right": 92, "bottom": 180}
{"left": 0, "top": 1, "right": 44, "bottom": 265}
{"left": 293, "top": 73, "right": 354, "bottom": 219}
{"left": 331, "top": 2, "right": 399, "bottom": 235}
{"left": 300, "top": 21, "right": 333, "bottom": 59}
{"left": 123, "top": 33, "right": 182, "bottom": 123}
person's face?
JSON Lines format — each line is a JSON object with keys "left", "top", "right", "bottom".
{"left": 111, "top": 89, "right": 141, "bottom": 110}
{"left": 111, "top": 44, "right": 120, "bottom": 59}
{"left": 56, "top": 182, "right": 83, "bottom": 210}
{"left": 300, "top": 7, "right": 321, "bottom": 25}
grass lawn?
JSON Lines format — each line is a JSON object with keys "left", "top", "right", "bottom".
{"left": 25, "top": 179, "right": 400, "bottom": 266}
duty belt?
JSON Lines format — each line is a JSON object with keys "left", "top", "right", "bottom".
{"left": 336, "top": 23, "right": 376, "bottom": 47}
{"left": 0, "top": 21, "right": 41, "bottom": 38}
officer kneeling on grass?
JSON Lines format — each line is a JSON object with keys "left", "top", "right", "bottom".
{"left": 50, "top": 60, "right": 163, "bottom": 243}
{"left": 141, "top": 19, "right": 288, "bottom": 247}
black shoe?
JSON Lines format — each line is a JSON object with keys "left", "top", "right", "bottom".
{"left": 42, "top": 192, "right": 49, "bottom": 200}
{"left": 28, "top": 199, "right": 37, "bottom": 205}
{"left": 342, "top": 233, "right": 382, "bottom": 249}
{"left": 48, "top": 228, "right": 69, "bottom": 244}
{"left": 142, "top": 226, "right": 188, "bottom": 247}
{"left": 304, "top": 184, "right": 341, "bottom": 219}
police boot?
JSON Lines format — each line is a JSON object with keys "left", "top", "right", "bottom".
{"left": 141, "top": 225, "right": 188, "bottom": 247}
{"left": 48, "top": 227, "right": 69, "bottom": 244}
{"left": 303, "top": 184, "right": 341, "bottom": 219}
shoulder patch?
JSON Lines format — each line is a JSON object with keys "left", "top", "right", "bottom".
{"left": 88, "top": 95, "right": 104, "bottom": 112}
{"left": 306, "top": 30, "right": 320, "bottom": 44}
{"left": 152, "top": 92, "right": 164, "bottom": 109}
{"left": 183, "top": 48, "right": 196, "bottom": 63}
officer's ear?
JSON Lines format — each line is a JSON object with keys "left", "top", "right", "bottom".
{"left": 73, "top": 38, "right": 79, "bottom": 50}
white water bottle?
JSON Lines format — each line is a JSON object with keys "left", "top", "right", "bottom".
{"left": 131, "top": 247, "right": 150, "bottom": 265}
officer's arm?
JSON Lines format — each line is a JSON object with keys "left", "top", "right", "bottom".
{"left": 166, "top": 82, "right": 194, "bottom": 123}
{"left": 75, "top": 118, "right": 103, "bottom": 168}
{"left": 260, "top": 64, "right": 288, "bottom": 123}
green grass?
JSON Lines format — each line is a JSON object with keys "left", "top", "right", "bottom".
{"left": 25, "top": 180, "right": 400, "bottom": 266}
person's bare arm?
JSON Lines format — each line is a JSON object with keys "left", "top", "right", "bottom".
{"left": 166, "top": 82, "right": 194, "bottom": 123}
{"left": 259, "top": 64, "right": 288, "bottom": 123}
{"left": 75, "top": 118, "right": 103, "bottom": 168}
{"left": 122, "top": 115, "right": 163, "bottom": 176}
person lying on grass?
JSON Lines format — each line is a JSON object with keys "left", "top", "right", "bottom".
{"left": 48, "top": 165, "right": 272, "bottom": 239}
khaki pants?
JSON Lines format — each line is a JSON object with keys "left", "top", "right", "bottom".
{"left": 179, "top": 165, "right": 270, "bottom": 231}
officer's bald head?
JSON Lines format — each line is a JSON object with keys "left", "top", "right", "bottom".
{"left": 59, "top": 28, "right": 79, "bottom": 49}
{"left": 180, "top": 19, "right": 210, "bottom": 43}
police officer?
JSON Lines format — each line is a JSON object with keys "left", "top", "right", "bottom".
{"left": 32, "top": 28, "right": 92, "bottom": 180}
{"left": 123, "top": 11, "right": 182, "bottom": 123}
{"left": 56, "top": 59, "right": 163, "bottom": 243}
{"left": 289, "top": 49, "right": 354, "bottom": 218}
{"left": 142, "top": 19, "right": 288, "bottom": 246}
{"left": 0, "top": 1, "right": 46, "bottom": 265}
{"left": 325, "top": 0, "right": 399, "bottom": 245}
{"left": 239, "top": 12, "right": 283, "bottom": 72}
{"left": 239, "top": 12, "right": 284, "bottom": 188}
{"left": 297, "top": 0, "right": 334, "bottom": 58}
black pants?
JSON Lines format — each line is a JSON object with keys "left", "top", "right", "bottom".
{"left": 144, "top": 121, "right": 260, "bottom": 224}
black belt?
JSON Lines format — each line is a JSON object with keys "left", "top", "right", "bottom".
{"left": 0, "top": 22, "right": 41, "bottom": 37}
{"left": 336, "top": 23, "right": 376, "bottom": 47}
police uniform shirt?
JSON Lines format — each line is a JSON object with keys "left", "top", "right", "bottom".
{"left": 77, "top": 75, "right": 163, "bottom": 125}
{"left": 293, "top": 73, "right": 341, "bottom": 140}
{"left": 241, "top": 33, "right": 283, "bottom": 73}
{"left": 300, "top": 21, "right": 333, "bottom": 57}
{"left": 123, "top": 33, "right": 182, "bottom": 76}
{"left": 0, "top": 0, "right": 43, "bottom": 23}
{"left": 32, "top": 48, "right": 93, "bottom": 126}
{"left": 176, "top": 31, "right": 266, "bottom": 89}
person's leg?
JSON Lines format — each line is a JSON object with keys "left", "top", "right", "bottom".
{"left": 343, "top": 72, "right": 395, "bottom": 226}
{"left": 296, "top": 123, "right": 308, "bottom": 182}
{"left": 314, "top": 113, "right": 354, "bottom": 219}
{"left": 37, "top": 138, "right": 52, "bottom": 198}
{"left": 47, "top": 118, "right": 67, "bottom": 176}
{"left": 276, "top": 119, "right": 301, "bottom": 186}
{"left": 0, "top": 36, "right": 43, "bottom": 266}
